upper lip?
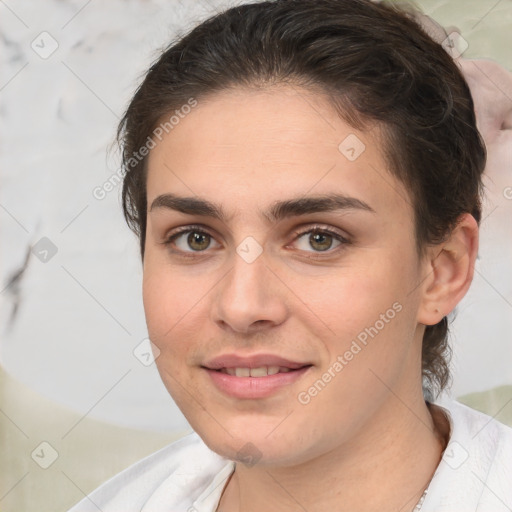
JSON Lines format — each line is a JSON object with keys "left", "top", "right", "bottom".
{"left": 203, "top": 353, "right": 312, "bottom": 370}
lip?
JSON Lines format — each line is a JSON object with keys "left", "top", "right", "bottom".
{"left": 203, "top": 353, "right": 310, "bottom": 370}
{"left": 204, "top": 367, "right": 312, "bottom": 399}
{"left": 202, "top": 353, "right": 313, "bottom": 399}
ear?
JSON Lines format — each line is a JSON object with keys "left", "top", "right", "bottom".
{"left": 417, "top": 213, "right": 479, "bottom": 326}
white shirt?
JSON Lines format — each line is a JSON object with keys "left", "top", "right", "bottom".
{"left": 68, "top": 399, "right": 512, "bottom": 511}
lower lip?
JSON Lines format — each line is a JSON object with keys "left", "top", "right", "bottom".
{"left": 204, "top": 367, "right": 312, "bottom": 399}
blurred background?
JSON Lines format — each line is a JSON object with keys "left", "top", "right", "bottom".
{"left": 1, "top": 0, "right": 511, "bottom": 510}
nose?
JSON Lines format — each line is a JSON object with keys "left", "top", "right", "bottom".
{"left": 211, "top": 247, "right": 289, "bottom": 334}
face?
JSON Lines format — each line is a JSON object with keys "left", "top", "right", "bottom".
{"left": 143, "top": 85, "right": 429, "bottom": 467}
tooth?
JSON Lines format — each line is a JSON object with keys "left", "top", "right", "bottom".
{"left": 226, "top": 368, "right": 236, "bottom": 376}
{"left": 235, "top": 367, "right": 251, "bottom": 377}
{"left": 279, "top": 367, "right": 291, "bottom": 373}
{"left": 267, "top": 366, "right": 280, "bottom": 375}
{"left": 250, "top": 366, "right": 268, "bottom": 377}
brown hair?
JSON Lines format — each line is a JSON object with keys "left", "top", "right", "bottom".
{"left": 115, "top": 0, "right": 486, "bottom": 399}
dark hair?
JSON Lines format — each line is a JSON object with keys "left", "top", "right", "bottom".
{"left": 115, "top": 0, "right": 486, "bottom": 399}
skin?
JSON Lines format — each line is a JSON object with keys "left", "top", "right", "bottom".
{"left": 143, "top": 84, "right": 478, "bottom": 512}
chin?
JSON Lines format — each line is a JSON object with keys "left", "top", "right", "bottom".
{"left": 191, "top": 417, "right": 313, "bottom": 468}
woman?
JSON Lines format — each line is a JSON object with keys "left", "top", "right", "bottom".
{"left": 69, "top": 0, "right": 512, "bottom": 510}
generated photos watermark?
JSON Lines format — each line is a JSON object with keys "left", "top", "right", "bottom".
{"left": 297, "top": 301, "right": 403, "bottom": 405}
{"left": 92, "top": 97, "right": 198, "bottom": 201}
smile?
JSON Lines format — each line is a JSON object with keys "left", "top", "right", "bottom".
{"left": 216, "top": 366, "right": 294, "bottom": 377}
{"left": 205, "top": 364, "right": 312, "bottom": 399}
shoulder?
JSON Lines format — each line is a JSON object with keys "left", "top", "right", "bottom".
{"left": 423, "top": 398, "right": 512, "bottom": 512}
{"left": 445, "top": 398, "right": 512, "bottom": 448}
{"left": 441, "top": 398, "right": 512, "bottom": 472}
{"left": 67, "top": 431, "right": 234, "bottom": 512}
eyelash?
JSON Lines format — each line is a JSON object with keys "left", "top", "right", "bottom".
{"left": 161, "top": 223, "right": 351, "bottom": 259}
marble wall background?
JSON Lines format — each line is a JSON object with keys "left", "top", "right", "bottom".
{"left": 1, "top": 0, "right": 511, "bottom": 434}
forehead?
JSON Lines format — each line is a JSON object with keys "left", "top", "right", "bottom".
{"left": 145, "top": 85, "right": 413, "bottom": 221}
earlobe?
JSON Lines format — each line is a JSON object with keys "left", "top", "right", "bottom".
{"left": 417, "top": 213, "right": 479, "bottom": 326}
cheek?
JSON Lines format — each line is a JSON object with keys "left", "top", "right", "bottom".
{"left": 142, "top": 262, "right": 216, "bottom": 404}
{"left": 297, "top": 263, "right": 403, "bottom": 330}
{"left": 142, "top": 272, "right": 171, "bottom": 341}
{"left": 300, "top": 256, "right": 421, "bottom": 371}
{"left": 142, "top": 268, "right": 203, "bottom": 401}
{"left": 142, "top": 260, "right": 205, "bottom": 340}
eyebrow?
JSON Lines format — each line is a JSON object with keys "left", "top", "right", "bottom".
{"left": 149, "top": 192, "right": 376, "bottom": 222}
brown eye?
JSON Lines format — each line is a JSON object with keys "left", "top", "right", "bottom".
{"left": 308, "top": 232, "right": 333, "bottom": 251}
{"left": 164, "top": 227, "right": 220, "bottom": 253}
{"left": 293, "top": 227, "right": 348, "bottom": 253}
{"left": 186, "top": 231, "right": 211, "bottom": 251}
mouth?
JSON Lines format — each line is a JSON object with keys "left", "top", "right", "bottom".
{"left": 203, "top": 353, "right": 311, "bottom": 371}
{"left": 213, "top": 365, "right": 311, "bottom": 377}
{"left": 201, "top": 354, "right": 313, "bottom": 399}
{"left": 204, "top": 365, "right": 312, "bottom": 399}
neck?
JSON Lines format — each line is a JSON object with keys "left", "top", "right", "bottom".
{"left": 217, "top": 391, "right": 449, "bottom": 512}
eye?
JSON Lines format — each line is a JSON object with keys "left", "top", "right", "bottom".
{"left": 163, "top": 225, "right": 221, "bottom": 254}
{"left": 291, "top": 226, "right": 350, "bottom": 253}
{"left": 162, "top": 224, "right": 350, "bottom": 257}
